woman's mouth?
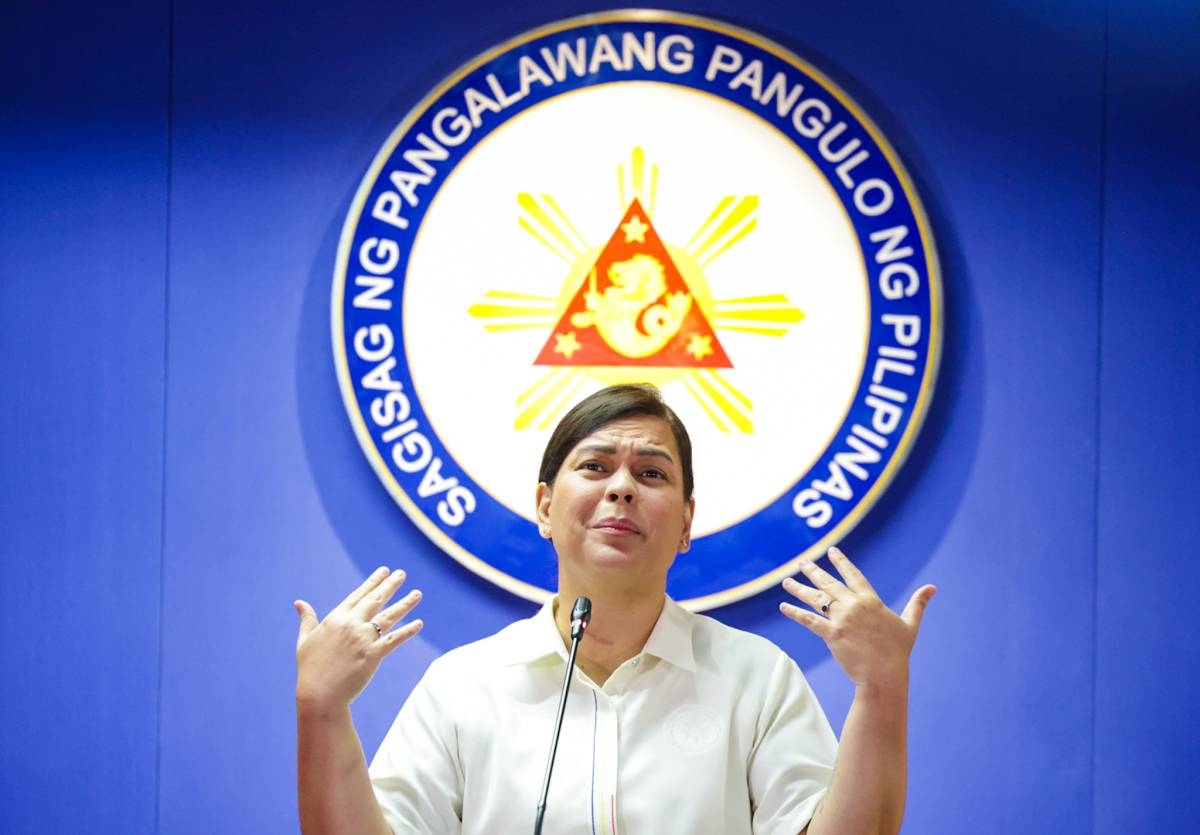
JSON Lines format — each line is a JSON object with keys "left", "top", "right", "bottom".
{"left": 593, "top": 517, "right": 641, "bottom": 535}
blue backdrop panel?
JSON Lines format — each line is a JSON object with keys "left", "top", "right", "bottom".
{"left": 1094, "top": 1, "right": 1200, "bottom": 832}
{"left": 152, "top": 1, "right": 1108, "bottom": 833}
{"left": 3, "top": 0, "right": 1198, "bottom": 833}
{"left": 0, "top": 2, "right": 169, "bottom": 832}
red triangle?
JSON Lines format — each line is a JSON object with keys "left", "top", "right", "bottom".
{"left": 534, "top": 199, "right": 732, "bottom": 368}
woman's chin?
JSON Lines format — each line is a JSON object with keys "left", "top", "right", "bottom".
{"left": 569, "top": 545, "right": 675, "bottom": 584}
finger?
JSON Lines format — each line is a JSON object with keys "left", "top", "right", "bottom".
{"left": 778, "top": 601, "right": 832, "bottom": 639}
{"left": 795, "top": 558, "right": 848, "bottom": 600}
{"left": 374, "top": 588, "right": 423, "bottom": 632}
{"left": 294, "top": 600, "right": 318, "bottom": 649}
{"left": 337, "top": 566, "right": 391, "bottom": 612}
{"left": 901, "top": 584, "right": 937, "bottom": 629}
{"left": 782, "top": 577, "right": 834, "bottom": 616}
{"left": 353, "top": 568, "right": 407, "bottom": 618}
{"left": 377, "top": 619, "right": 425, "bottom": 657}
{"left": 826, "top": 546, "right": 877, "bottom": 596}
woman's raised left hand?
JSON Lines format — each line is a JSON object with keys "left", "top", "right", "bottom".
{"left": 780, "top": 546, "right": 935, "bottom": 691}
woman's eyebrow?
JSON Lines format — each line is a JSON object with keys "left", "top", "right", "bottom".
{"left": 574, "top": 443, "right": 675, "bottom": 463}
{"left": 574, "top": 443, "right": 616, "bottom": 456}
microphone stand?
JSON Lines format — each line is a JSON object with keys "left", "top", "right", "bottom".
{"left": 533, "top": 596, "right": 591, "bottom": 835}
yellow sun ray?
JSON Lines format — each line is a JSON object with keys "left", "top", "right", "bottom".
{"left": 648, "top": 165, "right": 659, "bottom": 218}
{"left": 681, "top": 373, "right": 730, "bottom": 432}
{"left": 704, "top": 369, "right": 753, "bottom": 409}
{"left": 536, "top": 374, "right": 589, "bottom": 429}
{"left": 685, "top": 196, "right": 759, "bottom": 267}
{"left": 683, "top": 369, "right": 754, "bottom": 433}
{"left": 616, "top": 146, "right": 660, "bottom": 216}
{"left": 542, "top": 195, "right": 590, "bottom": 252}
{"left": 518, "top": 193, "right": 589, "bottom": 264}
{"left": 514, "top": 368, "right": 586, "bottom": 430}
{"left": 467, "top": 290, "right": 558, "bottom": 331}
{"left": 713, "top": 294, "right": 805, "bottom": 336}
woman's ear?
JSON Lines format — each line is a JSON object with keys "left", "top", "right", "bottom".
{"left": 535, "top": 482, "right": 552, "bottom": 538}
{"left": 678, "top": 496, "right": 695, "bottom": 552}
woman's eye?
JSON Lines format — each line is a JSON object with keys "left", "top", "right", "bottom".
{"left": 580, "top": 461, "right": 604, "bottom": 472}
{"left": 642, "top": 469, "right": 665, "bottom": 479}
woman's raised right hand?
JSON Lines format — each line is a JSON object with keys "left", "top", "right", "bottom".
{"left": 294, "top": 566, "right": 424, "bottom": 711}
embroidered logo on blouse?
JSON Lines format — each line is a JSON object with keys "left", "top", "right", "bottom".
{"left": 331, "top": 11, "right": 942, "bottom": 610}
{"left": 664, "top": 704, "right": 725, "bottom": 754}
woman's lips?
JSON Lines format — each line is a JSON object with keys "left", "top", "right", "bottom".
{"left": 593, "top": 517, "right": 641, "bottom": 534}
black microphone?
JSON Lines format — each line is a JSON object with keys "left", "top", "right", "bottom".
{"left": 533, "top": 596, "right": 591, "bottom": 835}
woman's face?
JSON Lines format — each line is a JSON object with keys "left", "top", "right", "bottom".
{"left": 535, "top": 414, "right": 694, "bottom": 596}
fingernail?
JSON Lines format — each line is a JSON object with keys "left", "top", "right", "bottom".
{"left": 782, "top": 577, "right": 798, "bottom": 590}
{"left": 800, "top": 559, "right": 814, "bottom": 568}
{"left": 409, "top": 589, "right": 422, "bottom": 600}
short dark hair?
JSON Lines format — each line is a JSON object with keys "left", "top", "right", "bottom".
{"left": 538, "top": 383, "right": 694, "bottom": 499}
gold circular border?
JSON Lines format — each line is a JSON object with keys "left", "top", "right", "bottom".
{"left": 331, "top": 9, "right": 944, "bottom": 611}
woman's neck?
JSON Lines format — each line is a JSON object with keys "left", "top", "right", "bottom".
{"left": 554, "top": 586, "right": 665, "bottom": 687}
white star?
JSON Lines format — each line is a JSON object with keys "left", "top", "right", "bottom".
{"left": 621, "top": 215, "right": 649, "bottom": 243}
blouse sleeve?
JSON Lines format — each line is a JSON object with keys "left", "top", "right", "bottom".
{"left": 747, "top": 652, "right": 838, "bottom": 835}
{"left": 369, "top": 657, "right": 465, "bottom": 834}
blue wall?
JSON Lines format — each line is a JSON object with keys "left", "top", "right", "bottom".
{"left": 1, "top": 1, "right": 1196, "bottom": 832}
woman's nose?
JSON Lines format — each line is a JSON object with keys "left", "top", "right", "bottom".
{"left": 606, "top": 469, "right": 635, "bottom": 503}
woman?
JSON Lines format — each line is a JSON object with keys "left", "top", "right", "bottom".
{"left": 295, "top": 383, "right": 935, "bottom": 834}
